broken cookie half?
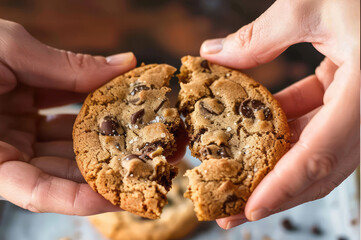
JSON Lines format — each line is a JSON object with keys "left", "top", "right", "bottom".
{"left": 178, "top": 56, "right": 290, "bottom": 221}
{"left": 73, "top": 64, "right": 180, "bottom": 219}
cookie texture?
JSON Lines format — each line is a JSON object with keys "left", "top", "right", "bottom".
{"left": 73, "top": 64, "right": 181, "bottom": 219}
{"left": 178, "top": 56, "right": 290, "bottom": 221}
{"left": 88, "top": 162, "right": 198, "bottom": 240}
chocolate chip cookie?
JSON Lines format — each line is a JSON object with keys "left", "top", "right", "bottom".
{"left": 178, "top": 56, "right": 290, "bottom": 221}
{"left": 88, "top": 162, "right": 198, "bottom": 240}
{"left": 73, "top": 64, "right": 181, "bottom": 219}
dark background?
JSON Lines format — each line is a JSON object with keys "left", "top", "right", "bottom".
{"left": 0, "top": 0, "right": 324, "bottom": 93}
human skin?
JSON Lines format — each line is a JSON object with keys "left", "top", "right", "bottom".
{"left": 0, "top": 19, "right": 186, "bottom": 215}
{"left": 200, "top": 0, "right": 360, "bottom": 229}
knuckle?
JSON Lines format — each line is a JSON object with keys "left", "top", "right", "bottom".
{"left": 236, "top": 22, "right": 262, "bottom": 65}
{"left": 8, "top": 21, "right": 26, "bottom": 34}
{"left": 63, "top": 51, "right": 82, "bottom": 91}
{"left": 306, "top": 150, "right": 337, "bottom": 182}
{"left": 237, "top": 22, "right": 255, "bottom": 49}
{"left": 23, "top": 172, "right": 51, "bottom": 213}
{"left": 0, "top": 21, "right": 28, "bottom": 60}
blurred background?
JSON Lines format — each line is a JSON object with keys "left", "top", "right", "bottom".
{"left": 0, "top": 0, "right": 324, "bottom": 93}
{"left": 0, "top": 1, "right": 359, "bottom": 240}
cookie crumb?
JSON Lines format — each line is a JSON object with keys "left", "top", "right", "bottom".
{"left": 310, "top": 225, "right": 322, "bottom": 235}
{"left": 281, "top": 218, "right": 297, "bottom": 231}
{"left": 351, "top": 218, "right": 358, "bottom": 226}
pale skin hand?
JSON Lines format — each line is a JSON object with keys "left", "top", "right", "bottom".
{"left": 200, "top": 0, "right": 360, "bottom": 229}
{"left": 0, "top": 19, "right": 188, "bottom": 216}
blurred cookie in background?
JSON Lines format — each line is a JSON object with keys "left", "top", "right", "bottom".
{"left": 88, "top": 160, "right": 198, "bottom": 240}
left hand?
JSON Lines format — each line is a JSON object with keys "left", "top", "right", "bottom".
{"left": 0, "top": 19, "right": 137, "bottom": 215}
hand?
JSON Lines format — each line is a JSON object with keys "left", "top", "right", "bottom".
{"left": 0, "top": 19, "right": 139, "bottom": 215}
{"left": 200, "top": 0, "right": 360, "bottom": 229}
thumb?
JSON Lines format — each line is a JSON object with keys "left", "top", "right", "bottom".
{"left": 200, "top": 0, "right": 323, "bottom": 69}
{"left": 0, "top": 20, "right": 136, "bottom": 93}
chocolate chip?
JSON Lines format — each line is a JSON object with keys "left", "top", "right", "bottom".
{"left": 140, "top": 141, "right": 165, "bottom": 159}
{"left": 191, "top": 129, "right": 206, "bottom": 147}
{"left": 100, "top": 116, "right": 119, "bottom": 136}
{"left": 239, "top": 100, "right": 255, "bottom": 119}
{"left": 217, "top": 146, "right": 231, "bottom": 158}
{"left": 201, "top": 144, "right": 232, "bottom": 159}
{"left": 142, "top": 144, "right": 157, "bottom": 155}
{"left": 199, "top": 99, "right": 225, "bottom": 115}
{"left": 264, "top": 108, "right": 272, "bottom": 120}
{"left": 310, "top": 225, "right": 322, "bottom": 235}
{"left": 225, "top": 194, "right": 237, "bottom": 203}
{"left": 123, "top": 154, "right": 146, "bottom": 163}
{"left": 200, "top": 146, "right": 211, "bottom": 156}
{"left": 131, "top": 109, "right": 145, "bottom": 124}
{"left": 200, "top": 59, "right": 210, "bottom": 71}
{"left": 251, "top": 100, "right": 265, "bottom": 109}
{"left": 281, "top": 218, "right": 297, "bottom": 231}
{"left": 130, "top": 85, "right": 149, "bottom": 96}
{"left": 239, "top": 99, "right": 272, "bottom": 120}
{"left": 129, "top": 97, "right": 145, "bottom": 105}
{"left": 154, "top": 99, "right": 166, "bottom": 113}
{"left": 123, "top": 154, "right": 140, "bottom": 161}
{"left": 223, "top": 194, "right": 238, "bottom": 210}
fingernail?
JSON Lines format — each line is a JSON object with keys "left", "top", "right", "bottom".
{"left": 106, "top": 52, "right": 134, "bottom": 65}
{"left": 250, "top": 208, "right": 271, "bottom": 221}
{"left": 201, "top": 38, "right": 224, "bottom": 54}
{"left": 225, "top": 218, "right": 248, "bottom": 230}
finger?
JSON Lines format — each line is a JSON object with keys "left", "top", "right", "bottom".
{"left": 200, "top": 0, "right": 324, "bottom": 69}
{"left": 274, "top": 75, "right": 324, "bottom": 119}
{"left": 1, "top": 129, "right": 34, "bottom": 159}
{"left": 221, "top": 149, "right": 358, "bottom": 230}
{"left": 0, "top": 20, "right": 136, "bottom": 93}
{"left": 0, "top": 141, "right": 24, "bottom": 164}
{"left": 0, "top": 61, "right": 16, "bottom": 94}
{"left": 216, "top": 212, "right": 248, "bottom": 230}
{"left": 0, "top": 161, "right": 122, "bottom": 215}
{"left": 288, "top": 107, "right": 320, "bottom": 143}
{"left": 34, "top": 141, "right": 75, "bottom": 159}
{"left": 34, "top": 88, "right": 87, "bottom": 109}
{"left": 0, "top": 114, "right": 36, "bottom": 135}
{"left": 0, "top": 85, "right": 35, "bottom": 114}
{"left": 255, "top": 143, "right": 359, "bottom": 218}
{"left": 37, "top": 114, "right": 77, "bottom": 141}
{"left": 315, "top": 58, "right": 339, "bottom": 89}
{"left": 30, "top": 156, "right": 85, "bottom": 183}
{"left": 167, "top": 121, "right": 188, "bottom": 164}
{"left": 244, "top": 63, "right": 359, "bottom": 221}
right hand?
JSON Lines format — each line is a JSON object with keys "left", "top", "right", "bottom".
{"left": 200, "top": 0, "right": 360, "bottom": 229}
